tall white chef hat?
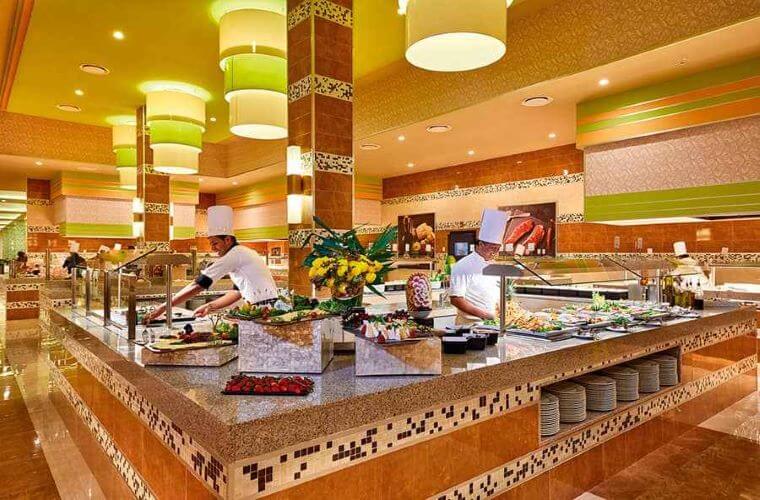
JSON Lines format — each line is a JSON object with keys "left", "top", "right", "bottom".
{"left": 208, "top": 205, "right": 234, "bottom": 237}
{"left": 673, "top": 241, "right": 688, "bottom": 258}
{"left": 479, "top": 209, "right": 509, "bottom": 244}
{"left": 69, "top": 240, "right": 80, "bottom": 253}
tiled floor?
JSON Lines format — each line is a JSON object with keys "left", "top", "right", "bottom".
{"left": 1, "top": 318, "right": 758, "bottom": 500}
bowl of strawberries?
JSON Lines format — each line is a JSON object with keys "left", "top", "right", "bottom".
{"left": 223, "top": 374, "right": 315, "bottom": 396}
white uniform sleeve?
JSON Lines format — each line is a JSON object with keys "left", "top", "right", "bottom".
{"left": 195, "top": 249, "right": 240, "bottom": 289}
{"left": 449, "top": 267, "right": 469, "bottom": 297}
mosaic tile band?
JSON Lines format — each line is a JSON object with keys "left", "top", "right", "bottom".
{"left": 6, "top": 300, "right": 40, "bottom": 309}
{"left": 558, "top": 252, "right": 760, "bottom": 265}
{"left": 314, "top": 75, "right": 353, "bottom": 101}
{"left": 144, "top": 203, "right": 170, "bottom": 214}
{"left": 27, "top": 224, "right": 60, "bottom": 233}
{"left": 49, "top": 320, "right": 228, "bottom": 497}
{"left": 315, "top": 151, "right": 353, "bottom": 175}
{"left": 5, "top": 283, "right": 42, "bottom": 291}
{"left": 557, "top": 213, "right": 585, "bottom": 223}
{"left": 287, "top": 0, "right": 353, "bottom": 30}
{"left": 288, "top": 75, "right": 312, "bottom": 103}
{"left": 382, "top": 173, "right": 584, "bottom": 206}
{"left": 49, "top": 362, "right": 157, "bottom": 500}
{"left": 433, "top": 354, "right": 757, "bottom": 500}
{"left": 26, "top": 198, "right": 51, "bottom": 206}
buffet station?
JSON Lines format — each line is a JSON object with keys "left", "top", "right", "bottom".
{"left": 39, "top": 225, "right": 758, "bottom": 499}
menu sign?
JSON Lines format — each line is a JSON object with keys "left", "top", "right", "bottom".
{"left": 497, "top": 202, "right": 557, "bottom": 256}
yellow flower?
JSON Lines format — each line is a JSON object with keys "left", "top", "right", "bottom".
{"left": 308, "top": 267, "right": 317, "bottom": 278}
{"left": 373, "top": 262, "right": 383, "bottom": 272}
{"left": 337, "top": 283, "right": 347, "bottom": 294}
{"left": 366, "top": 272, "right": 377, "bottom": 284}
{"left": 316, "top": 267, "right": 327, "bottom": 277}
{"left": 326, "top": 278, "right": 335, "bottom": 288}
{"left": 338, "top": 258, "right": 348, "bottom": 267}
{"left": 337, "top": 266, "right": 347, "bottom": 277}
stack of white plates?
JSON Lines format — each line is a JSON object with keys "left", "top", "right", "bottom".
{"left": 601, "top": 366, "right": 640, "bottom": 401}
{"left": 540, "top": 392, "right": 560, "bottom": 437}
{"left": 575, "top": 374, "right": 617, "bottom": 412}
{"left": 625, "top": 359, "right": 661, "bottom": 393}
{"left": 546, "top": 381, "right": 587, "bottom": 423}
{"left": 647, "top": 354, "right": 679, "bottom": 386}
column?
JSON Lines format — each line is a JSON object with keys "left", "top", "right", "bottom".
{"left": 136, "top": 106, "right": 171, "bottom": 251}
{"left": 286, "top": 0, "right": 354, "bottom": 294}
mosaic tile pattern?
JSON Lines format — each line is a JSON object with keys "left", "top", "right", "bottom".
{"left": 144, "top": 202, "right": 170, "bottom": 214}
{"left": 49, "top": 363, "right": 157, "bottom": 500}
{"left": 231, "top": 381, "right": 539, "bottom": 498}
{"left": 27, "top": 224, "right": 60, "bottom": 233}
{"left": 49, "top": 323, "right": 228, "bottom": 497}
{"left": 142, "top": 241, "right": 171, "bottom": 252}
{"left": 26, "top": 198, "right": 51, "bottom": 206}
{"left": 354, "top": 224, "right": 390, "bottom": 235}
{"left": 435, "top": 355, "right": 757, "bottom": 500}
{"left": 314, "top": 0, "right": 352, "bottom": 27}
{"left": 6, "top": 300, "right": 40, "bottom": 309}
{"left": 315, "top": 151, "right": 353, "bottom": 175}
{"left": 287, "top": 0, "right": 311, "bottom": 30}
{"left": 435, "top": 220, "right": 481, "bottom": 231}
{"left": 288, "top": 75, "right": 312, "bottom": 103}
{"left": 5, "top": 283, "right": 42, "bottom": 291}
{"left": 557, "top": 213, "right": 585, "bottom": 223}
{"left": 558, "top": 252, "right": 760, "bottom": 265}
{"left": 382, "top": 173, "right": 584, "bottom": 206}
{"left": 314, "top": 75, "right": 353, "bottom": 101}
{"left": 288, "top": 229, "right": 312, "bottom": 247}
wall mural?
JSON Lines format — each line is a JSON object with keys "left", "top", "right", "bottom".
{"left": 498, "top": 203, "right": 557, "bottom": 256}
{"left": 397, "top": 213, "right": 435, "bottom": 257}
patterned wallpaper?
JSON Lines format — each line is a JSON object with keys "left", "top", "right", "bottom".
{"left": 585, "top": 116, "right": 760, "bottom": 196}
{"left": 1, "top": 219, "right": 26, "bottom": 260}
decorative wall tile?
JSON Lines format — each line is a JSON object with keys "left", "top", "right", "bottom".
{"left": 557, "top": 252, "right": 760, "bottom": 266}
{"left": 314, "top": 151, "right": 353, "bottom": 175}
{"left": 314, "top": 75, "right": 353, "bottom": 101}
{"left": 557, "top": 213, "right": 585, "bottom": 223}
{"left": 27, "top": 224, "right": 59, "bottom": 233}
{"left": 287, "top": 0, "right": 311, "bottom": 30}
{"left": 144, "top": 203, "right": 170, "bottom": 215}
{"left": 288, "top": 75, "right": 313, "bottom": 103}
{"left": 435, "top": 220, "right": 481, "bottom": 231}
{"left": 26, "top": 198, "right": 50, "bottom": 206}
{"left": 5, "top": 283, "right": 42, "bottom": 291}
{"left": 314, "top": 0, "right": 352, "bottom": 27}
{"left": 6, "top": 300, "right": 40, "bottom": 309}
{"left": 434, "top": 355, "right": 757, "bottom": 500}
{"left": 382, "top": 173, "right": 584, "bottom": 206}
{"left": 142, "top": 241, "right": 171, "bottom": 252}
{"left": 49, "top": 364, "right": 157, "bottom": 500}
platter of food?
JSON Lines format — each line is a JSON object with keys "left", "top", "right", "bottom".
{"left": 228, "top": 293, "right": 335, "bottom": 325}
{"left": 347, "top": 310, "right": 440, "bottom": 346}
{"left": 146, "top": 321, "right": 238, "bottom": 352}
{"left": 223, "top": 374, "right": 314, "bottom": 396}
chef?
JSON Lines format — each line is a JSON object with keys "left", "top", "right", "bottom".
{"left": 142, "top": 205, "right": 278, "bottom": 323}
{"left": 672, "top": 241, "right": 710, "bottom": 287}
{"left": 450, "top": 208, "right": 509, "bottom": 326}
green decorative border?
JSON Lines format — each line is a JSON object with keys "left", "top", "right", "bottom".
{"left": 585, "top": 181, "right": 760, "bottom": 221}
{"left": 234, "top": 225, "right": 287, "bottom": 241}
{"left": 59, "top": 222, "right": 133, "bottom": 238}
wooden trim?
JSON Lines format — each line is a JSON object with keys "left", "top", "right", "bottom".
{"left": 0, "top": 0, "right": 34, "bottom": 110}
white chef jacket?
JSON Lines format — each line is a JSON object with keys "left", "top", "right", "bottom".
{"left": 449, "top": 252, "right": 500, "bottom": 325}
{"left": 195, "top": 245, "right": 278, "bottom": 304}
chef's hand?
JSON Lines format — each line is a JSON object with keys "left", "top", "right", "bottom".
{"left": 142, "top": 305, "right": 166, "bottom": 325}
{"left": 193, "top": 303, "right": 214, "bottom": 318}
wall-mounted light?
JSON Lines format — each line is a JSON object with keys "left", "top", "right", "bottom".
{"left": 132, "top": 197, "right": 144, "bottom": 238}
{"left": 286, "top": 145, "right": 311, "bottom": 224}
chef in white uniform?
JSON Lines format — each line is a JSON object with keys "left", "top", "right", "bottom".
{"left": 450, "top": 209, "right": 509, "bottom": 326}
{"left": 672, "top": 241, "right": 710, "bottom": 287}
{"left": 143, "top": 205, "right": 278, "bottom": 323}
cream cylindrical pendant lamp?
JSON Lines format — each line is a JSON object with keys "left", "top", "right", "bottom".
{"left": 112, "top": 124, "right": 137, "bottom": 190}
{"left": 218, "top": 4, "right": 287, "bottom": 140}
{"left": 145, "top": 89, "right": 206, "bottom": 175}
{"left": 400, "top": 0, "right": 509, "bottom": 72}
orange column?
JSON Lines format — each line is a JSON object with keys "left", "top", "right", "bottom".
{"left": 286, "top": 0, "right": 354, "bottom": 294}
{"left": 136, "top": 106, "right": 170, "bottom": 251}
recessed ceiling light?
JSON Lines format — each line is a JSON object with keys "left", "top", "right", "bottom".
{"left": 407, "top": 162, "right": 415, "bottom": 168}
{"left": 74, "top": 89, "right": 84, "bottom": 96}
{"left": 548, "top": 132, "right": 557, "bottom": 139}
{"left": 563, "top": 169, "right": 569, "bottom": 176}
{"left": 678, "top": 57, "right": 688, "bottom": 65}
{"left": 232, "top": 181, "right": 239, "bottom": 186}
{"left": 397, "top": 135, "right": 406, "bottom": 142}
{"left": 112, "top": 30, "right": 125, "bottom": 40}
{"left": 467, "top": 150, "right": 475, "bottom": 156}
{"left": 35, "top": 160, "right": 43, "bottom": 166}
{"left": 360, "top": 143, "right": 381, "bottom": 150}
{"left": 56, "top": 104, "right": 81, "bottom": 112}
{"left": 426, "top": 124, "right": 451, "bottom": 133}
{"left": 209, "top": 116, "right": 217, "bottom": 122}
{"left": 521, "top": 96, "right": 553, "bottom": 107}
{"left": 0, "top": 200, "right": 6, "bottom": 203}
{"left": 198, "top": 177, "right": 204, "bottom": 183}
{"left": 79, "top": 63, "right": 110, "bottom": 75}
{"left": 598, "top": 78, "right": 610, "bottom": 87}
{"left": 516, "top": 160, "right": 523, "bottom": 164}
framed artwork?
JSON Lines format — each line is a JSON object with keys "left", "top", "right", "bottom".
{"left": 497, "top": 202, "right": 557, "bottom": 256}
{"left": 397, "top": 213, "right": 435, "bottom": 257}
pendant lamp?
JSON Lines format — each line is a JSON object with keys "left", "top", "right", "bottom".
{"left": 145, "top": 89, "right": 205, "bottom": 175}
{"left": 112, "top": 124, "right": 137, "bottom": 189}
{"left": 399, "top": 0, "right": 509, "bottom": 72}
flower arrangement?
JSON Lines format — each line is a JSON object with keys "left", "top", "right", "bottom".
{"left": 303, "top": 217, "right": 397, "bottom": 300}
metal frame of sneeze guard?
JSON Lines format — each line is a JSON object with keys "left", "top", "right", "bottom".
{"left": 482, "top": 263, "right": 525, "bottom": 334}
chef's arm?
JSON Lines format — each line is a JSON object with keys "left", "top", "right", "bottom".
{"left": 142, "top": 283, "right": 204, "bottom": 323}
{"left": 450, "top": 296, "right": 495, "bottom": 320}
{"left": 194, "top": 290, "right": 242, "bottom": 317}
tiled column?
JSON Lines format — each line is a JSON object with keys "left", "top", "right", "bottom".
{"left": 286, "top": 0, "right": 354, "bottom": 294}
{"left": 136, "top": 106, "right": 170, "bottom": 251}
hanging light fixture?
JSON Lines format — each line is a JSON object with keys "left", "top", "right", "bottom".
{"left": 217, "top": 4, "right": 287, "bottom": 139}
{"left": 399, "top": 0, "right": 509, "bottom": 72}
{"left": 144, "top": 85, "right": 206, "bottom": 175}
{"left": 112, "top": 124, "right": 137, "bottom": 190}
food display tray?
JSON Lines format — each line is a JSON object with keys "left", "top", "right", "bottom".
{"left": 504, "top": 326, "right": 578, "bottom": 341}
{"left": 222, "top": 376, "right": 315, "bottom": 396}
{"left": 145, "top": 339, "right": 234, "bottom": 353}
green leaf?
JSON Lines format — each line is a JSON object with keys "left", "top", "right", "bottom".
{"left": 365, "top": 283, "right": 386, "bottom": 299}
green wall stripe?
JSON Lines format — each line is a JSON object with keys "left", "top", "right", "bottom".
{"left": 585, "top": 181, "right": 760, "bottom": 221}
{"left": 577, "top": 87, "right": 760, "bottom": 133}
{"left": 173, "top": 226, "right": 195, "bottom": 240}
{"left": 59, "top": 223, "right": 133, "bottom": 238}
{"left": 578, "top": 57, "right": 760, "bottom": 118}
{"left": 234, "top": 225, "right": 287, "bottom": 241}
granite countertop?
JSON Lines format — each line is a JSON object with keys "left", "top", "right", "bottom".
{"left": 51, "top": 304, "right": 753, "bottom": 463}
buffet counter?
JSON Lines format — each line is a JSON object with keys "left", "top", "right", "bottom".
{"left": 0, "top": 276, "right": 69, "bottom": 320}
{"left": 41, "top": 302, "right": 756, "bottom": 499}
